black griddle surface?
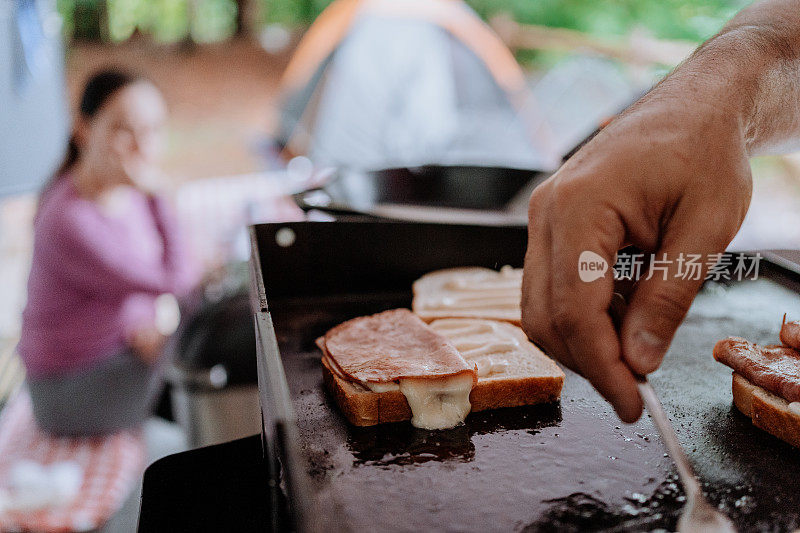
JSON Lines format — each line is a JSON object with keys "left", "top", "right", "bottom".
{"left": 273, "top": 278, "right": 800, "bottom": 532}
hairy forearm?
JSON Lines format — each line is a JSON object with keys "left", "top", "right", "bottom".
{"left": 662, "top": 0, "right": 800, "bottom": 156}
{"left": 721, "top": 0, "right": 800, "bottom": 154}
{"left": 723, "top": 0, "right": 800, "bottom": 49}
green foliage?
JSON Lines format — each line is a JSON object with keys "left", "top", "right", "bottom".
{"left": 61, "top": 0, "right": 238, "bottom": 42}
{"left": 106, "top": 0, "right": 191, "bottom": 42}
{"left": 260, "top": 0, "right": 747, "bottom": 42}
{"left": 467, "top": 0, "right": 746, "bottom": 42}
{"left": 193, "top": 0, "right": 237, "bottom": 42}
{"left": 263, "top": 0, "right": 326, "bottom": 26}
{"left": 69, "top": 0, "right": 106, "bottom": 40}
{"left": 57, "top": 0, "right": 748, "bottom": 44}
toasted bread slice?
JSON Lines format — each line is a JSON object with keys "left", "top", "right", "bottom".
{"left": 412, "top": 267, "right": 522, "bottom": 325}
{"left": 429, "top": 318, "right": 564, "bottom": 411}
{"left": 732, "top": 372, "right": 800, "bottom": 448}
{"left": 321, "top": 318, "right": 564, "bottom": 426}
{"left": 318, "top": 309, "right": 476, "bottom": 429}
{"left": 321, "top": 356, "right": 412, "bottom": 426}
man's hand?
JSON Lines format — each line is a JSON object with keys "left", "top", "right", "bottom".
{"left": 522, "top": 95, "right": 751, "bottom": 422}
{"left": 521, "top": 0, "right": 800, "bottom": 423}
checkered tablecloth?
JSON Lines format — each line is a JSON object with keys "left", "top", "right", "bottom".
{"left": 0, "top": 390, "right": 145, "bottom": 532}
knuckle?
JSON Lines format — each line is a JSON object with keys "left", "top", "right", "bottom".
{"left": 528, "top": 183, "right": 552, "bottom": 219}
{"left": 528, "top": 187, "right": 544, "bottom": 212}
{"left": 647, "top": 285, "right": 693, "bottom": 324}
{"left": 550, "top": 177, "right": 583, "bottom": 213}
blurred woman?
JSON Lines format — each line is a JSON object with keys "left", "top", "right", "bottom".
{"left": 17, "top": 69, "right": 199, "bottom": 436}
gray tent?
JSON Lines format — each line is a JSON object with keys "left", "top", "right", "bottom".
{"left": 276, "top": 0, "right": 560, "bottom": 172}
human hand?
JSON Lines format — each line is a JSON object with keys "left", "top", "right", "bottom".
{"left": 128, "top": 325, "right": 168, "bottom": 365}
{"left": 521, "top": 82, "right": 753, "bottom": 422}
{"left": 120, "top": 156, "right": 165, "bottom": 196}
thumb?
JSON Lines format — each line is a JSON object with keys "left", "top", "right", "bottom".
{"left": 620, "top": 242, "right": 720, "bottom": 376}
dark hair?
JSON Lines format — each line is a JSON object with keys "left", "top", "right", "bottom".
{"left": 41, "top": 69, "right": 141, "bottom": 207}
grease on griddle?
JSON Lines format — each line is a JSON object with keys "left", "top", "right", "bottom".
{"left": 522, "top": 477, "right": 685, "bottom": 532}
{"left": 348, "top": 423, "right": 474, "bottom": 466}
{"left": 347, "top": 403, "right": 562, "bottom": 467}
{"left": 522, "top": 476, "right": 798, "bottom": 533}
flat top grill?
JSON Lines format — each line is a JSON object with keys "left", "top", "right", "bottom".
{"left": 252, "top": 222, "right": 800, "bottom": 532}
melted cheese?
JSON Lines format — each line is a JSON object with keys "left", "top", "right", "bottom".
{"left": 364, "top": 381, "right": 400, "bottom": 393}
{"left": 472, "top": 356, "right": 510, "bottom": 378}
{"left": 319, "top": 310, "right": 478, "bottom": 430}
{"left": 328, "top": 354, "right": 474, "bottom": 426}
{"left": 364, "top": 375, "right": 475, "bottom": 429}
{"left": 789, "top": 402, "right": 800, "bottom": 417}
{"left": 426, "top": 266, "right": 521, "bottom": 312}
{"left": 397, "top": 373, "right": 474, "bottom": 430}
{"left": 431, "top": 319, "right": 525, "bottom": 378}
{"left": 442, "top": 265, "right": 520, "bottom": 291}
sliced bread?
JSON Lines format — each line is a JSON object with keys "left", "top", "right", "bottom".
{"left": 429, "top": 318, "right": 564, "bottom": 411}
{"left": 732, "top": 372, "right": 800, "bottom": 448}
{"left": 320, "top": 316, "right": 564, "bottom": 427}
{"left": 412, "top": 266, "right": 522, "bottom": 325}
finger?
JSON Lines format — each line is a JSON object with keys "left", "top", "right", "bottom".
{"left": 522, "top": 184, "right": 577, "bottom": 373}
{"left": 570, "top": 313, "right": 643, "bottom": 423}
{"left": 621, "top": 205, "right": 735, "bottom": 376}
{"left": 549, "top": 199, "right": 642, "bottom": 422}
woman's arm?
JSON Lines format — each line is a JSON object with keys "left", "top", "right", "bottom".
{"left": 521, "top": 0, "right": 800, "bottom": 422}
{"left": 46, "top": 196, "right": 197, "bottom": 298}
{"left": 147, "top": 195, "right": 201, "bottom": 296}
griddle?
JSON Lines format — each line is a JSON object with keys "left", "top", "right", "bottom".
{"left": 249, "top": 222, "right": 800, "bottom": 532}
{"left": 292, "top": 166, "right": 547, "bottom": 223}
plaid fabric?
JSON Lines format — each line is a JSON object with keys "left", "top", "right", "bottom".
{"left": 0, "top": 343, "right": 24, "bottom": 408}
{"left": 0, "top": 390, "right": 145, "bottom": 532}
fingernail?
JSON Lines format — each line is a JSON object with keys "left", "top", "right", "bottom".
{"left": 628, "top": 330, "right": 668, "bottom": 373}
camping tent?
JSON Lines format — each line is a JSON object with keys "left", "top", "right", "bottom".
{"left": 275, "top": 0, "right": 560, "bottom": 172}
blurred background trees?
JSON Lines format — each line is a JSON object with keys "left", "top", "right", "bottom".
{"left": 2, "top": 0, "right": 798, "bottom": 358}
{"left": 58, "top": 0, "right": 746, "bottom": 50}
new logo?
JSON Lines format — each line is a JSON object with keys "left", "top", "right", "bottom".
{"left": 578, "top": 251, "right": 608, "bottom": 282}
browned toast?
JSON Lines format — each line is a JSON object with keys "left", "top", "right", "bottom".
{"left": 321, "top": 317, "right": 564, "bottom": 427}
{"left": 732, "top": 372, "right": 800, "bottom": 448}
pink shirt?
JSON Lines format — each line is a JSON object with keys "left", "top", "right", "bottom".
{"left": 18, "top": 176, "right": 200, "bottom": 378}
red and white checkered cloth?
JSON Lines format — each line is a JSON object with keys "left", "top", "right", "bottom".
{"left": 0, "top": 390, "right": 145, "bottom": 532}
